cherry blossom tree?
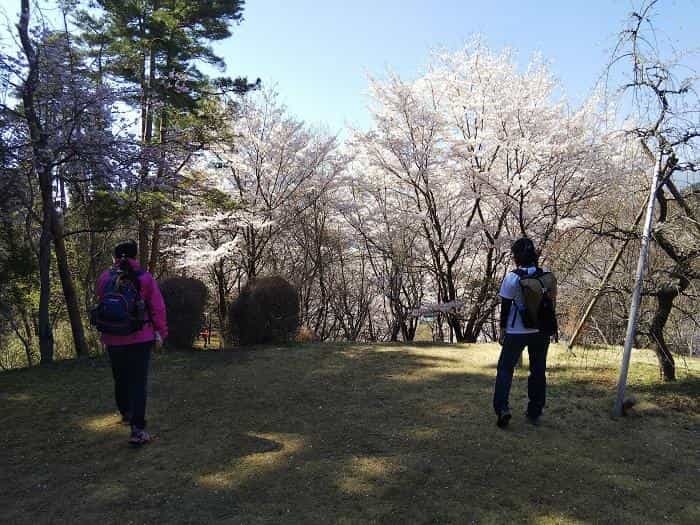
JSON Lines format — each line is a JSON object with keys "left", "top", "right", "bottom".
{"left": 211, "top": 90, "right": 343, "bottom": 281}
{"left": 352, "top": 42, "right": 623, "bottom": 342}
{"left": 339, "top": 155, "right": 426, "bottom": 341}
{"left": 166, "top": 90, "right": 344, "bottom": 334}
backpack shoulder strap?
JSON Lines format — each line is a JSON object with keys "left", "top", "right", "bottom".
{"left": 103, "top": 269, "right": 120, "bottom": 292}
{"left": 535, "top": 270, "right": 557, "bottom": 299}
{"left": 515, "top": 268, "right": 544, "bottom": 281}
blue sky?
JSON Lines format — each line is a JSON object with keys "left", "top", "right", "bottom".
{"left": 1, "top": 0, "right": 698, "bottom": 133}
{"left": 212, "top": 0, "right": 700, "bottom": 132}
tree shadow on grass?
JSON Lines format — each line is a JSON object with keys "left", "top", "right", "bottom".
{"left": 1, "top": 344, "right": 699, "bottom": 524}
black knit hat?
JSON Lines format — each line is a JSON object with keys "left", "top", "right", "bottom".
{"left": 114, "top": 239, "right": 138, "bottom": 259}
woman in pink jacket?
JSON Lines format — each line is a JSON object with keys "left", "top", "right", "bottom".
{"left": 96, "top": 240, "right": 168, "bottom": 446}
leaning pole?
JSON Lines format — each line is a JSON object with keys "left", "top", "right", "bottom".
{"left": 567, "top": 202, "right": 646, "bottom": 351}
{"left": 612, "top": 150, "right": 664, "bottom": 417}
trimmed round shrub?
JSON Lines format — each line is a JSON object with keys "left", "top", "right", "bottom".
{"left": 160, "top": 277, "right": 209, "bottom": 349}
{"left": 227, "top": 276, "right": 299, "bottom": 345}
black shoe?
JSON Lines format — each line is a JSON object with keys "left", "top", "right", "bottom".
{"left": 120, "top": 412, "right": 132, "bottom": 425}
{"left": 496, "top": 409, "right": 512, "bottom": 428}
{"left": 525, "top": 413, "right": 541, "bottom": 426}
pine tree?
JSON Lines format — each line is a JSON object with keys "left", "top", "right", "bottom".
{"left": 74, "top": 0, "right": 259, "bottom": 270}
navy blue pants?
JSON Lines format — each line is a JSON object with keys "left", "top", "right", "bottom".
{"left": 493, "top": 333, "right": 549, "bottom": 418}
{"left": 108, "top": 342, "right": 152, "bottom": 429}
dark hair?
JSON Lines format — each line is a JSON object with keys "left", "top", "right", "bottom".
{"left": 114, "top": 239, "right": 138, "bottom": 259}
{"left": 511, "top": 237, "right": 539, "bottom": 267}
{"left": 114, "top": 240, "right": 140, "bottom": 290}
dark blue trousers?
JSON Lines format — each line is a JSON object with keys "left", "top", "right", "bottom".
{"left": 493, "top": 333, "right": 549, "bottom": 417}
{"left": 108, "top": 342, "right": 152, "bottom": 429}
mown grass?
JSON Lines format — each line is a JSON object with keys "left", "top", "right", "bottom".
{"left": 1, "top": 343, "right": 698, "bottom": 524}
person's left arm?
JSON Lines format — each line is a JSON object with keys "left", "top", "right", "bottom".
{"left": 144, "top": 275, "right": 168, "bottom": 341}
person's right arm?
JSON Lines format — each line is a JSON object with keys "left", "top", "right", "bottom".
{"left": 500, "top": 298, "right": 512, "bottom": 331}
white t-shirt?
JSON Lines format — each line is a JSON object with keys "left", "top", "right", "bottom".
{"left": 499, "top": 266, "right": 539, "bottom": 334}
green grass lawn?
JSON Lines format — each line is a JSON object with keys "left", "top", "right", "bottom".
{"left": 1, "top": 343, "right": 698, "bottom": 524}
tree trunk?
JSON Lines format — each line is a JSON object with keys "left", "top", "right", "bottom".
{"left": 461, "top": 331, "right": 478, "bottom": 344}
{"left": 52, "top": 211, "right": 89, "bottom": 357}
{"left": 406, "top": 318, "right": 417, "bottom": 341}
{"left": 246, "top": 225, "right": 258, "bottom": 281}
{"left": 18, "top": 0, "right": 54, "bottom": 364}
{"left": 148, "top": 222, "right": 161, "bottom": 273}
{"left": 138, "top": 222, "right": 150, "bottom": 267}
{"left": 445, "top": 263, "right": 465, "bottom": 342}
{"left": 215, "top": 263, "right": 228, "bottom": 329}
{"left": 447, "top": 314, "right": 464, "bottom": 342}
{"left": 148, "top": 107, "right": 168, "bottom": 273}
{"left": 138, "top": 42, "right": 155, "bottom": 268}
{"left": 22, "top": 313, "right": 34, "bottom": 367}
{"left": 38, "top": 191, "right": 54, "bottom": 365}
{"left": 649, "top": 287, "right": 678, "bottom": 381}
{"left": 648, "top": 207, "right": 692, "bottom": 382}
{"left": 23, "top": 337, "right": 33, "bottom": 367}
{"left": 2, "top": 308, "right": 34, "bottom": 367}
{"left": 390, "top": 321, "right": 400, "bottom": 342}
{"left": 367, "top": 313, "right": 376, "bottom": 342}
{"left": 399, "top": 320, "right": 410, "bottom": 342}
{"left": 84, "top": 228, "right": 99, "bottom": 313}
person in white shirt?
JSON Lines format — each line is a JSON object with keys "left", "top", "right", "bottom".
{"left": 493, "top": 238, "right": 550, "bottom": 428}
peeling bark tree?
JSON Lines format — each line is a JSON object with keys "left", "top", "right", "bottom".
{"left": 609, "top": 0, "right": 700, "bottom": 383}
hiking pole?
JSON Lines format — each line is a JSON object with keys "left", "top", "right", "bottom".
{"left": 612, "top": 149, "right": 664, "bottom": 418}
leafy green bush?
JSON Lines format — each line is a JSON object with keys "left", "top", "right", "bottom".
{"left": 160, "top": 277, "right": 209, "bottom": 349}
{"left": 227, "top": 276, "right": 299, "bottom": 345}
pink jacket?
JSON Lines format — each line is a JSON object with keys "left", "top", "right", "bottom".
{"left": 96, "top": 259, "right": 168, "bottom": 346}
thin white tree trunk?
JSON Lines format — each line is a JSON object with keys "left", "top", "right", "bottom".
{"left": 613, "top": 150, "right": 664, "bottom": 417}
